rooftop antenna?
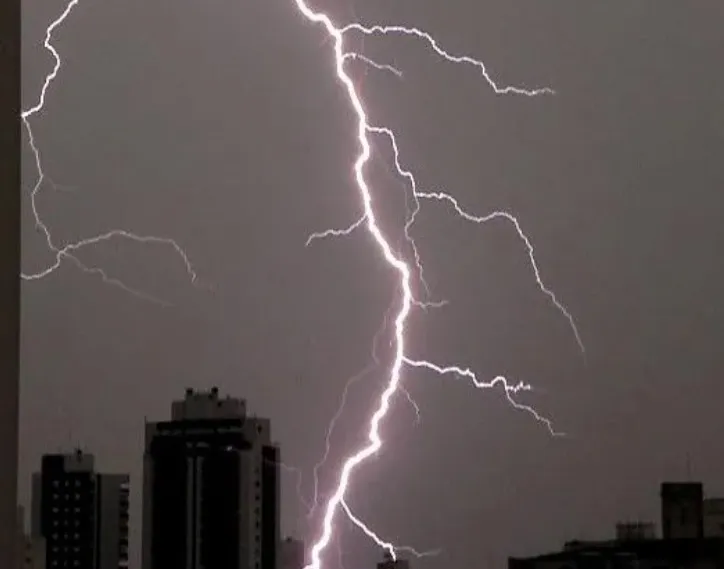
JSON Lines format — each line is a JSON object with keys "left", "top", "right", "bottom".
{"left": 66, "top": 417, "right": 73, "bottom": 454}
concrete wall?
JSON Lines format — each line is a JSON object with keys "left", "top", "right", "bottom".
{"left": 96, "top": 474, "right": 130, "bottom": 569}
{"left": 0, "top": 0, "right": 22, "bottom": 565}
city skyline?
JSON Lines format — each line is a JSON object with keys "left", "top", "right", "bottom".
{"left": 18, "top": 388, "right": 724, "bottom": 569}
{"left": 17, "top": 0, "right": 724, "bottom": 568}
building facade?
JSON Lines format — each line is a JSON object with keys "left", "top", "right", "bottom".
{"left": 0, "top": 0, "right": 22, "bottom": 565}
{"left": 661, "top": 482, "right": 704, "bottom": 540}
{"left": 30, "top": 450, "right": 130, "bottom": 569}
{"left": 704, "top": 499, "right": 724, "bottom": 538}
{"left": 142, "top": 387, "right": 280, "bottom": 569}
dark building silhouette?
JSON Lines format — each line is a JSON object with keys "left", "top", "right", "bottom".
{"left": 704, "top": 499, "right": 724, "bottom": 538}
{"left": 377, "top": 552, "right": 410, "bottom": 569}
{"left": 616, "top": 522, "right": 656, "bottom": 541}
{"left": 509, "top": 538, "right": 724, "bottom": 569}
{"left": 509, "top": 482, "right": 724, "bottom": 569}
{"left": 0, "top": 0, "right": 21, "bottom": 564}
{"left": 142, "top": 388, "right": 280, "bottom": 569}
{"left": 662, "top": 482, "right": 704, "bottom": 540}
{"left": 30, "top": 450, "right": 130, "bottom": 569}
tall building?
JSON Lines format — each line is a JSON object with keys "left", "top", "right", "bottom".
{"left": 142, "top": 387, "right": 280, "bottom": 569}
{"left": 0, "top": 0, "right": 22, "bottom": 566}
{"left": 661, "top": 482, "right": 704, "bottom": 540}
{"left": 703, "top": 498, "right": 724, "bottom": 538}
{"left": 30, "top": 450, "right": 130, "bottom": 569}
{"left": 509, "top": 481, "right": 724, "bottom": 569}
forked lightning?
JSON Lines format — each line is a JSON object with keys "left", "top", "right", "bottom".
{"left": 27, "top": 0, "right": 583, "bottom": 566}
{"left": 294, "top": 2, "right": 582, "bottom": 568}
{"left": 23, "top": 0, "right": 197, "bottom": 304}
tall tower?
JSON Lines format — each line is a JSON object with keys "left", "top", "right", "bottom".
{"left": 0, "top": 0, "right": 22, "bottom": 565}
{"left": 660, "top": 482, "right": 704, "bottom": 540}
{"left": 142, "top": 388, "right": 281, "bottom": 569}
{"left": 30, "top": 450, "right": 131, "bottom": 569}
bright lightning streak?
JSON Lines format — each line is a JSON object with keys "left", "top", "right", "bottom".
{"left": 402, "top": 358, "right": 561, "bottom": 436}
{"left": 309, "top": 360, "right": 378, "bottom": 518}
{"left": 28, "top": 1, "right": 578, "bottom": 566}
{"left": 342, "top": 53, "right": 403, "bottom": 78}
{"left": 340, "top": 23, "right": 555, "bottom": 97}
{"left": 21, "top": 0, "right": 80, "bottom": 120}
{"left": 292, "top": 4, "right": 581, "bottom": 569}
{"left": 306, "top": 215, "right": 367, "bottom": 246}
{"left": 416, "top": 191, "right": 585, "bottom": 354}
{"left": 22, "top": 0, "right": 197, "bottom": 302}
{"left": 293, "top": 6, "right": 416, "bottom": 565}
{"left": 309, "top": 301, "right": 421, "bottom": 519}
{"left": 368, "top": 124, "right": 584, "bottom": 352}
{"left": 367, "top": 123, "right": 583, "bottom": 351}
{"left": 399, "top": 384, "right": 421, "bottom": 426}
{"left": 340, "top": 499, "right": 441, "bottom": 561}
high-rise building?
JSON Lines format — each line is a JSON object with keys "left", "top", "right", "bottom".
{"left": 703, "top": 498, "right": 724, "bottom": 538}
{"left": 661, "top": 482, "right": 704, "bottom": 540}
{"left": 142, "top": 387, "right": 280, "bottom": 569}
{"left": 0, "top": 0, "right": 22, "bottom": 566}
{"left": 30, "top": 450, "right": 130, "bottom": 569}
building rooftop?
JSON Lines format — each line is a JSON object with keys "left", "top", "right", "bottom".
{"left": 511, "top": 537, "right": 724, "bottom": 566}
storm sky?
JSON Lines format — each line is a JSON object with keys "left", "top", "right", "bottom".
{"left": 20, "top": 0, "right": 724, "bottom": 567}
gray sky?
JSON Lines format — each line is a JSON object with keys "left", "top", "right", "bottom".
{"left": 20, "top": 0, "right": 724, "bottom": 567}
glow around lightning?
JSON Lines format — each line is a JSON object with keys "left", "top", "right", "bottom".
{"left": 23, "top": 0, "right": 197, "bottom": 303}
{"left": 294, "top": 3, "right": 582, "bottom": 568}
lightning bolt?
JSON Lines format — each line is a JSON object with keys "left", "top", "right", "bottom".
{"left": 27, "top": 1, "right": 581, "bottom": 566}
{"left": 293, "top": 3, "right": 582, "bottom": 568}
{"left": 309, "top": 300, "right": 420, "bottom": 519}
{"left": 340, "top": 499, "right": 441, "bottom": 561}
{"left": 22, "top": 0, "right": 198, "bottom": 303}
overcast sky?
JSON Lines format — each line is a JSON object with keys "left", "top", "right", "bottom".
{"left": 20, "top": 0, "right": 724, "bottom": 567}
